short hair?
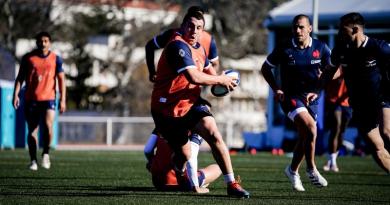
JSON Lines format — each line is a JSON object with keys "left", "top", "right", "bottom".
{"left": 181, "top": 11, "right": 205, "bottom": 27}
{"left": 292, "top": 14, "right": 312, "bottom": 25}
{"left": 187, "top": 6, "right": 204, "bottom": 15}
{"left": 340, "top": 12, "right": 365, "bottom": 26}
{"left": 35, "top": 31, "right": 51, "bottom": 41}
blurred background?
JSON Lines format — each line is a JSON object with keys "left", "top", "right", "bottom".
{"left": 1, "top": 0, "right": 389, "bottom": 154}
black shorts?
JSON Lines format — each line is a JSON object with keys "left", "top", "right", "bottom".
{"left": 352, "top": 104, "right": 379, "bottom": 134}
{"left": 24, "top": 100, "right": 56, "bottom": 122}
{"left": 152, "top": 102, "right": 212, "bottom": 150}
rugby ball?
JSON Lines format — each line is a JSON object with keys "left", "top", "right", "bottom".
{"left": 211, "top": 69, "right": 240, "bottom": 97}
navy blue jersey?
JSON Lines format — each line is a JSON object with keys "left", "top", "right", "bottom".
{"left": 265, "top": 37, "right": 331, "bottom": 98}
{"left": 331, "top": 37, "right": 390, "bottom": 107}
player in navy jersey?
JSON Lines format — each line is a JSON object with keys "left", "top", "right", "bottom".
{"left": 325, "top": 12, "right": 390, "bottom": 173}
{"left": 261, "top": 14, "right": 329, "bottom": 191}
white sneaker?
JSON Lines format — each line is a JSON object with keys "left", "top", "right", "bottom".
{"left": 306, "top": 168, "right": 328, "bottom": 187}
{"left": 323, "top": 163, "right": 339, "bottom": 172}
{"left": 323, "top": 160, "right": 331, "bottom": 171}
{"left": 42, "top": 154, "right": 51, "bottom": 169}
{"left": 284, "top": 166, "right": 305, "bottom": 191}
{"left": 29, "top": 160, "right": 38, "bottom": 171}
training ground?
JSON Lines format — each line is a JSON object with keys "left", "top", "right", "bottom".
{"left": 0, "top": 150, "right": 389, "bottom": 205}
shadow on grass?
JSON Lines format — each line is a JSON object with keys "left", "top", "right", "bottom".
{"left": 0, "top": 185, "right": 234, "bottom": 199}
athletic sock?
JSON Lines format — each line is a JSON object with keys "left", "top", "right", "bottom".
{"left": 186, "top": 141, "right": 200, "bottom": 187}
{"left": 331, "top": 152, "right": 338, "bottom": 166}
{"left": 224, "top": 173, "right": 235, "bottom": 184}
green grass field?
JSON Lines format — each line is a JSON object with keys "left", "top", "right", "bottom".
{"left": 0, "top": 150, "right": 389, "bottom": 205}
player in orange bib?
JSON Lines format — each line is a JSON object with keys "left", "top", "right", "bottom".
{"left": 144, "top": 133, "right": 221, "bottom": 191}
{"left": 150, "top": 11, "right": 249, "bottom": 198}
{"left": 145, "top": 6, "right": 219, "bottom": 83}
{"left": 323, "top": 67, "right": 352, "bottom": 172}
{"left": 13, "top": 31, "right": 66, "bottom": 171}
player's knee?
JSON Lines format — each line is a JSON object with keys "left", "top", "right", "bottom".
{"left": 305, "top": 123, "right": 317, "bottom": 139}
{"left": 381, "top": 126, "right": 390, "bottom": 140}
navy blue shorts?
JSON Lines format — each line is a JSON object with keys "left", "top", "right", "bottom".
{"left": 351, "top": 97, "right": 389, "bottom": 134}
{"left": 325, "top": 101, "right": 353, "bottom": 121}
{"left": 152, "top": 101, "right": 212, "bottom": 150}
{"left": 279, "top": 97, "right": 318, "bottom": 121}
{"left": 24, "top": 100, "right": 56, "bottom": 117}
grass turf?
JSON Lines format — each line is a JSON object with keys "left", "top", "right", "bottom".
{"left": 0, "top": 150, "right": 389, "bottom": 205}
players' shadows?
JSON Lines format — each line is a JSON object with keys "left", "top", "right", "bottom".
{"left": 0, "top": 185, "right": 231, "bottom": 199}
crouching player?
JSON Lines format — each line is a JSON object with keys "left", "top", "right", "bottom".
{"left": 144, "top": 133, "right": 221, "bottom": 192}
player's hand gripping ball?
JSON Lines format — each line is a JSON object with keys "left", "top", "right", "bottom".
{"left": 211, "top": 69, "right": 240, "bottom": 97}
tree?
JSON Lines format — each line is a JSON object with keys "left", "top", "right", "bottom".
{"left": 0, "top": 0, "right": 54, "bottom": 59}
{"left": 172, "top": 0, "right": 288, "bottom": 58}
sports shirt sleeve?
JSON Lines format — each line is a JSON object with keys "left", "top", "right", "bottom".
{"left": 56, "top": 55, "right": 64, "bottom": 73}
{"left": 208, "top": 36, "right": 218, "bottom": 61}
{"left": 264, "top": 46, "right": 281, "bottom": 68}
{"left": 330, "top": 46, "right": 341, "bottom": 67}
{"left": 153, "top": 29, "right": 175, "bottom": 49}
{"left": 321, "top": 43, "right": 332, "bottom": 69}
{"left": 165, "top": 41, "right": 197, "bottom": 73}
{"left": 16, "top": 55, "right": 29, "bottom": 82}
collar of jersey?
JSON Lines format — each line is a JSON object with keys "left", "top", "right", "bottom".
{"left": 292, "top": 37, "right": 312, "bottom": 48}
{"left": 346, "top": 36, "right": 369, "bottom": 48}
{"left": 34, "top": 49, "right": 51, "bottom": 58}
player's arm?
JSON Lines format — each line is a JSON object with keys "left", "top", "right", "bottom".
{"left": 208, "top": 36, "right": 220, "bottom": 72}
{"left": 315, "top": 46, "right": 341, "bottom": 93}
{"left": 260, "top": 62, "right": 279, "bottom": 93}
{"left": 56, "top": 56, "right": 66, "bottom": 114}
{"left": 260, "top": 51, "right": 285, "bottom": 102}
{"left": 145, "top": 30, "right": 174, "bottom": 82}
{"left": 203, "top": 58, "right": 217, "bottom": 76}
{"left": 166, "top": 41, "right": 236, "bottom": 88}
{"left": 380, "top": 41, "right": 390, "bottom": 73}
{"left": 145, "top": 39, "right": 159, "bottom": 82}
{"left": 13, "top": 56, "right": 28, "bottom": 109}
{"left": 186, "top": 66, "right": 236, "bottom": 90}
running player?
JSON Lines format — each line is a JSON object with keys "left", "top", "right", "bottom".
{"left": 261, "top": 14, "right": 330, "bottom": 191}
{"left": 324, "top": 12, "right": 390, "bottom": 173}
{"left": 13, "top": 31, "right": 66, "bottom": 171}
{"left": 323, "top": 67, "right": 352, "bottom": 172}
{"left": 150, "top": 11, "right": 249, "bottom": 198}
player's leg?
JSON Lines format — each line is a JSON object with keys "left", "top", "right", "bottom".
{"left": 330, "top": 106, "right": 352, "bottom": 172}
{"left": 198, "top": 164, "right": 222, "bottom": 187}
{"left": 24, "top": 102, "right": 40, "bottom": 171}
{"left": 291, "top": 111, "right": 317, "bottom": 171}
{"left": 355, "top": 105, "right": 390, "bottom": 173}
{"left": 365, "top": 127, "right": 390, "bottom": 173}
{"left": 144, "top": 129, "right": 159, "bottom": 171}
{"left": 294, "top": 111, "right": 327, "bottom": 187}
{"left": 41, "top": 107, "right": 55, "bottom": 169}
{"left": 379, "top": 107, "right": 390, "bottom": 150}
{"left": 325, "top": 107, "right": 342, "bottom": 172}
{"left": 193, "top": 116, "right": 249, "bottom": 198}
{"left": 281, "top": 99, "right": 308, "bottom": 191}
{"left": 186, "top": 134, "right": 209, "bottom": 193}
{"left": 151, "top": 111, "right": 192, "bottom": 176}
